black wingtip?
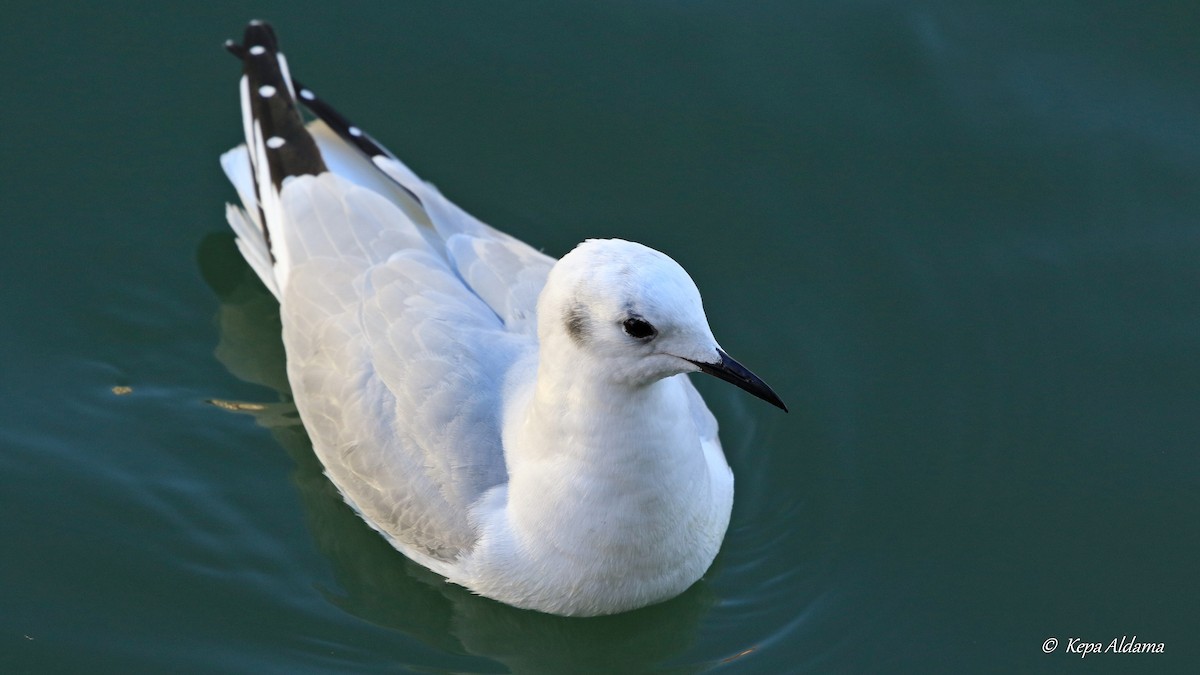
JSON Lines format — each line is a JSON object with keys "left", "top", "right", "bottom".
{"left": 242, "top": 20, "right": 278, "bottom": 52}
{"left": 290, "top": 79, "right": 423, "bottom": 206}
{"left": 226, "top": 19, "right": 417, "bottom": 209}
{"left": 227, "top": 20, "right": 327, "bottom": 189}
{"left": 225, "top": 20, "right": 277, "bottom": 60}
{"left": 224, "top": 39, "right": 245, "bottom": 59}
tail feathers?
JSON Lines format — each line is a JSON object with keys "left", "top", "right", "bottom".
{"left": 224, "top": 201, "right": 280, "bottom": 299}
{"left": 220, "top": 144, "right": 280, "bottom": 298}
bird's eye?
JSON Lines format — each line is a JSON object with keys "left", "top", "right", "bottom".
{"left": 622, "top": 317, "right": 657, "bottom": 340}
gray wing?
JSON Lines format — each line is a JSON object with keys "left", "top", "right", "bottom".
{"left": 275, "top": 173, "right": 547, "bottom": 563}
{"left": 221, "top": 29, "right": 555, "bottom": 563}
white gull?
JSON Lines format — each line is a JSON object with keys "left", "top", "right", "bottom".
{"left": 220, "top": 21, "right": 786, "bottom": 617}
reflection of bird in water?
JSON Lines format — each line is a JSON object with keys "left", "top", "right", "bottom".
{"left": 216, "top": 20, "right": 784, "bottom": 618}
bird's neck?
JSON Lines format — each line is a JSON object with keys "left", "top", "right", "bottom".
{"left": 502, "top": 343, "right": 711, "bottom": 544}
{"left": 516, "top": 342, "right": 698, "bottom": 463}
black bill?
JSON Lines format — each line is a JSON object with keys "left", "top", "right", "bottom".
{"left": 687, "top": 349, "right": 788, "bottom": 412}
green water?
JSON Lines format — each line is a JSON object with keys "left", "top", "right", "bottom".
{"left": 3, "top": 2, "right": 1198, "bottom": 672}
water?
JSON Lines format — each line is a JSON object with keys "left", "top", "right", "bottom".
{"left": 3, "top": 2, "right": 1198, "bottom": 672}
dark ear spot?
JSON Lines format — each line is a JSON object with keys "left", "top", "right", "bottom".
{"left": 565, "top": 305, "right": 589, "bottom": 346}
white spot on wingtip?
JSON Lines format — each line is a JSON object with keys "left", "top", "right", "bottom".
{"left": 266, "top": 136, "right": 286, "bottom": 149}
{"left": 299, "top": 89, "right": 315, "bottom": 100}
{"left": 249, "top": 45, "right": 266, "bottom": 56}
{"left": 258, "top": 85, "right": 277, "bottom": 98}
{"left": 349, "top": 126, "right": 363, "bottom": 137}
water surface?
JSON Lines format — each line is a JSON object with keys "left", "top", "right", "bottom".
{"left": 2, "top": 2, "right": 1198, "bottom": 672}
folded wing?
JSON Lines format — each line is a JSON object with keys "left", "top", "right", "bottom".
{"left": 220, "top": 21, "right": 552, "bottom": 563}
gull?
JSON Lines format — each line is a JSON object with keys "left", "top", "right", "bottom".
{"left": 220, "top": 21, "right": 786, "bottom": 617}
